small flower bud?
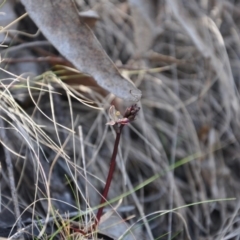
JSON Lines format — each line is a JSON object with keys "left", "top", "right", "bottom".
{"left": 106, "top": 104, "right": 140, "bottom": 126}
{"left": 123, "top": 104, "right": 140, "bottom": 123}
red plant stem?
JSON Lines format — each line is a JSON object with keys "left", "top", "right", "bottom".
{"left": 95, "top": 125, "right": 124, "bottom": 225}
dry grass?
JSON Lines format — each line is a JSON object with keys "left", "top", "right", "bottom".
{"left": 1, "top": 0, "right": 240, "bottom": 239}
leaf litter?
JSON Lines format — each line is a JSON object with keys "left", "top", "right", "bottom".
{"left": 0, "top": 0, "right": 240, "bottom": 239}
{"left": 20, "top": 0, "right": 141, "bottom": 102}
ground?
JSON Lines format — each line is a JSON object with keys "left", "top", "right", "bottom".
{"left": 0, "top": 0, "right": 240, "bottom": 239}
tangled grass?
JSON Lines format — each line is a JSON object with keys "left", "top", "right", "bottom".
{"left": 1, "top": 0, "right": 240, "bottom": 239}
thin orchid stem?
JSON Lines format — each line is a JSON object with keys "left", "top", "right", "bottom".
{"left": 91, "top": 104, "right": 139, "bottom": 232}
{"left": 95, "top": 125, "right": 124, "bottom": 225}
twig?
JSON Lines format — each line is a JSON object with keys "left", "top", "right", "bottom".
{"left": 0, "top": 41, "right": 51, "bottom": 54}
{"left": 1, "top": 56, "right": 68, "bottom": 64}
